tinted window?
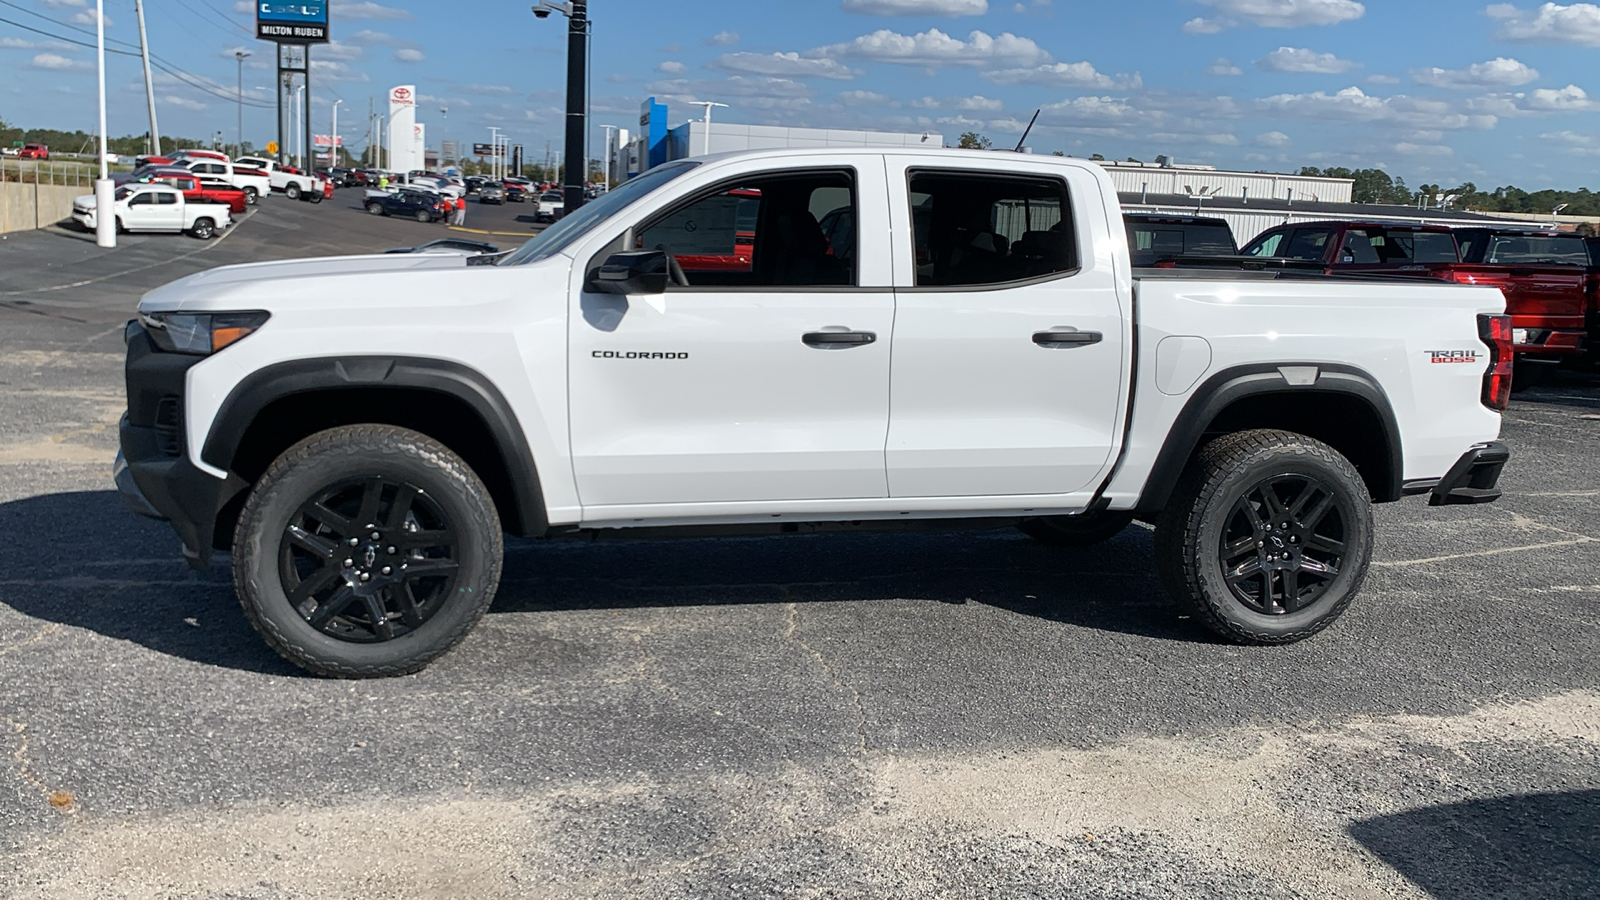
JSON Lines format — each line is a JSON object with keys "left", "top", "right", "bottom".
{"left": 1339, "top": 230, "right": 1382, "bottom": 264}
{"left": 1283, "top": 228, "right": 1335, "bottom": 261}
{"left": 1482, "top": 235, "right": 1589, "bottom": 265}
{"left": 156, "top": 193, "right": 179, "bottom": 205}
{"left": 1126, "top": 220, "right": 1237, "bottom": 266}
{"left": 907, "top": 170, "right": 1076, "bottom": 287}
{"left": 638, "top": 170, "right": 856, "bottom": 288}
{"left": 1242, "top": 232, "right": 1284, "bottom": 257}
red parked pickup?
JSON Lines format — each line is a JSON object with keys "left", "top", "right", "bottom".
{"left": 138, "top": 168, "right": 248, "bottom": 215}
{"left": 17, "top": 144, "right": 49, "bottom": 160}
{"left": 1241, "top": 221, "right": 1588, "bottom": 374}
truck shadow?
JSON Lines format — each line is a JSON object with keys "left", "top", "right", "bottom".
{"left": 1349, "top": 790, "right": 1600, "bottom": 899}
{"left": 0, "top": 491, "right": 1203, "bottom": 675}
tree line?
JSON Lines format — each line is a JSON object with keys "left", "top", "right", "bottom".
{"left": 1298, "top": 166, "right": 1598, "bottom": 217}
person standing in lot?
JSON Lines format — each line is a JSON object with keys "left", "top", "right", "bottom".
{"left": 454, "top": 195, "right": 467, "bottom": 227}
{"left": 378, "top": 174, "right": 389, "bottom": 191}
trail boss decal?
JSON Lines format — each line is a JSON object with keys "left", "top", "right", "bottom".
{"left": 593, "top": 351, "right": 689, "bottom": 360}
{"left": 1426, "top": 350, "right": 1479, "bottom": 364}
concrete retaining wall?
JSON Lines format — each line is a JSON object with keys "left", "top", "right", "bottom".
{"left": 0, "top": 182, "right": 84, "bottom": 234}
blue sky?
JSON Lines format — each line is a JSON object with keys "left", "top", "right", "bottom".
{"left": 3, "top": 0, "right": 1600, "bottom": 189}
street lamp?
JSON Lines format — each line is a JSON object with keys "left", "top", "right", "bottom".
{"left": 235, "top": 50, "right": 251, "bottom": 159}
{"left": 1553, "top": 202, "right": 1570, "bottom": 223}
{"left": 688, "top": 101, "right": 728, "bottom": 156}
{"left": 531, "top": 0, "right": 588, "bottom": 215}
{"left": 331, "top": 99, "right": 343, "bottom": 167}
{"left": 293, "top": 85, "right": 306, "bottom": 168}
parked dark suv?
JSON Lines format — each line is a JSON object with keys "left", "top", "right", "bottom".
{"left": 365, "top": 189, "right": 448, "bottom": 223}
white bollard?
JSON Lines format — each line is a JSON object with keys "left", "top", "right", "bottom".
{"left": 94, "top": 178, "right": 116, "bottom": 248}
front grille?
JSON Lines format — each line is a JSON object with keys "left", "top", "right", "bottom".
{"left": 154, "top": 396, "right": 183, "bottom": 456}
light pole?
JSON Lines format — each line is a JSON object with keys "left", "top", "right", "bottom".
{"left": 600, "top": 124, "right": 617, "bottom": 187}
{"left": 235, "top": 51, "right": 251, "bottom": 159}
{"left": 688, "top": 101, "right": 728, "bottom": 156}
{"left": 1553, "top": 202, "right": 1570, "bottom": 224}
{"left": 532, "top": 0, "right": 588, "bottom": 214}
{"left": 331, "top": 99, "right": 343, "bottom": 167}
{"left": 488, "top": 127, "right": 501, "bottom": 181}
{"left": 93, "top": 0, "right": 113, "bottom": 248}
{"left": 294, "top": 85, "right": 307, "bottom": 168}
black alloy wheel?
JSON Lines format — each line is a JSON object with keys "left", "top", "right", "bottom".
{"left": 1217, "top": 474, "right": 1346, "bottom": 615}
{"left": 190, "top": 218, "right": 215, "bottom": 240}
{"left": 279, "top": 477, "right": 459, "bottom": 644}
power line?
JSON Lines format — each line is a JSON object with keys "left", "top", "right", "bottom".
{"left": 0, "top": 7, "right": 274, "bottom": 108}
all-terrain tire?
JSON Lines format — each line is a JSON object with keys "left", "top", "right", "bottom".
{"left": 1018, "top": 511, "right": 1134, "bottom": 547}
{"left": 1153, "top": 429, "right": 1373, "bottom": 645}
{"left": 232, "top": 425, "right": 504, "bottom": 678}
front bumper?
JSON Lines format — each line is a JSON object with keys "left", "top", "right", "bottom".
{"left": 1429, "top": 442, "right": 1511, "bottom": 507}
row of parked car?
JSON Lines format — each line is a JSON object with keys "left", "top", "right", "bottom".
{"left": 1126, "top": 213, "right": 1600, "bottom": 386}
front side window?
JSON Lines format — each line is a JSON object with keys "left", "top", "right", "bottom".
{"left": 1283, "top": 228, "right": 1335, "bottom": 262}
{"left": 636, "top": 169, "right": 856, "bottom": 288}
{"left": 1243, "top": 232, "right": 1284, "bottom": 257}
{"left": 499, "top": 161, "right": 697, "bottom": 267}
{"left": 907, "top": 170, "right": 1076, "bottom": 287}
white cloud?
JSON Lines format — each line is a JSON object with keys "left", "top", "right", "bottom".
{"left": 330, "top": 1, "right": 412, "bottom": 21}
{"left": 841, "top": 0, "right": 989, "bottom": 15}
{"left": 316, "top": 41, "right": 366, "bottom": 62}
{"left": 1367, "top": 74, "right": 1400, "bottom": 84}
{"left": 30, "top": 53, "right": 86, "bottom": 70}
{"left": 917, "top": 94, "right": 1008, "bottom": 111}
{"left": 70, "top": 9, "right": 109, "bottom": 26}
{"left": 394, "top": 48, "right": 425, "bottom": 63}
{"left": 981, "top": 60, "right": 1122, "bottom": 88}
{"left": 657, "top": 60, "right": 688, "bottom": 74}
{"left": 162, "top": 95, "right": 208, "bottom": 111}
{"left": 41, "top": 0, "right": 87, "bottom": 7}
{"left": 1258, "top": 47, "right": 1356, "bottom": 73}
{"left": 1195, "top": 0, "right": 1364, "bottom": 29}
{"left": 1394, "top": 142, "right": 1454, "bottom": 156}
{"left": 1413, "top": 57, "right": 1539, "bottom": 88}
{"left": 1182, "top": 17, "right": 1223, "bottom": 34}
{"left": 1528, "top": 83, "right": 1600, "bottom": 110}
{"left": 1206, "top": 58, "right": 1243, "bottom": 76}
{"left": 1488, "top": 2, "right": 1600, "bottom": 45}
{"left": 1255, "top": 130, "right": 1292, "bottom": 147}
{"left": 0, "top": 37, "right": 70, "bottom": 50}
{"left": 706, "top": 31, "right": 740, "bottom": 46}
{"left": 812, "top": 29, "right": 1051, "bottom": 67}
{"left": 1256, "top": 86, "right": 1498, "bottom": 129}
{"left": 836, "top": 89, "right": 897, "bottom": 106}
{"left": 711, "top": 51, "right": 861, "bottom": 80}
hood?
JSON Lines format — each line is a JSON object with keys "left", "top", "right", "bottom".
{"left": 138, "top": 252, "right": 485, "bottom": 313}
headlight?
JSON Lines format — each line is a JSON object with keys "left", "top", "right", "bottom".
{"left": 139, "top": 311, "right": 270, "bottom": 355}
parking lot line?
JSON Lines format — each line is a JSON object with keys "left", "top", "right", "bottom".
{"left": 1376, "top": 535, "right": 1598, "bottom": 568}
{"left": 447, "top": 225, "right": 533, "bottom": 237}
{"left": 0, "top": 208, "right": 257, "bottom": 297}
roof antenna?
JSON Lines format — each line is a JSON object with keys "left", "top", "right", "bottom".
{"left": 1014, "top": 109, "right": 1040, "bottom": 153}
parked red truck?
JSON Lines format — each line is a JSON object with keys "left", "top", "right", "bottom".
{"left": 1241, "top": 221, "right": 1587, "bottom": 382}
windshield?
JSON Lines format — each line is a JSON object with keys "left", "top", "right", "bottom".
{"left": 1483, "top": 235, "right": 1589, "bottom": 265}
{"left": 498, "top": 162, "right": 698, "bottom": 266}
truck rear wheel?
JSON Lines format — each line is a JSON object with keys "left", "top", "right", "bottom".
{"left": 232, "top": 425, "right": 504, "bottom": 678}
{"left": 285, "top": 183, "right": 301, "bottom": 201}
{"left": 1154, "top": 429, "right": 1372, "bottom": 645}
{"left": 189, "top": 218, "right": 215, "bottom": 240}
{"left": 243, "top": 186, "right": 258, "bottom": 205}
{"left": 1018, "top": 511, "right": 1133, "bottom": 547}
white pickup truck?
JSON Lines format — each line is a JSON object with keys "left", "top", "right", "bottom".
{"left": 177, "top": 158, "right": 270, "bottom": 206}
{"left": 116, "top": 148, "right": 1513, "bottom": 677}
{"left": 74, "top": 183, "right": 231, "bottom": 239}
{"left": 233, "top": 156, "right": 324, "bottom": 202}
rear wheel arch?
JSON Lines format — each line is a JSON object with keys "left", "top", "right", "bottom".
{"left": 201, "top": 357, "right": 549, "bottom": 549}
{"left": 1135, "top": 364, "right": 1403, "bottom": 515}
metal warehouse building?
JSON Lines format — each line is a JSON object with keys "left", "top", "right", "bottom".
{"left": 1120, "top": 194, "right": 1548, "bottom": 246}
{"left": 1095, "top": 159, "right": 1354, "bottom": 205}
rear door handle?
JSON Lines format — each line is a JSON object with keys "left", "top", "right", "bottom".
{"left": 1033, "top": 330, "right": 1103, "bottom": 347}
{"left": 802, "top": 331, "right": 877, "bottom": 349}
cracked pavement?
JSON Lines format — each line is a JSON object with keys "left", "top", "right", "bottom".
{"left": 0, "top": 197, "right": 1598, "bottom": 899}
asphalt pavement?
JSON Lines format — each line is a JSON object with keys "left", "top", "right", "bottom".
{"left": 0, "top": 195, "right": 1596, "bottom": 899}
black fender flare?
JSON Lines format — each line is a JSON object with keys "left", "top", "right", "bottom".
{"left": 201, "top": 356, "right": 549, "bottom": 537}
{"left": 1132, "top": 362, "right": 1404, "bottom": 514}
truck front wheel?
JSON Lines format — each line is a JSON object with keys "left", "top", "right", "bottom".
{"left": 1154, "top": 429, "right": 1372, "bottom": 645}
{"left": 232, "top": 425, "right": 504, "bottom": 678}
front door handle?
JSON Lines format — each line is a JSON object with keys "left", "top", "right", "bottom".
{"left": 803, "top": 331, "right": 877, "bottom": 349}
{"left": 1033, "top": 330, "right": 1103, "bottom": 348}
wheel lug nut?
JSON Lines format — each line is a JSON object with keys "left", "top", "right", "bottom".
{"left": 387, "top": 546, "right": 397, "bottom": 555}
{"left": 360, "top": 573, "right": 371, "bottom": 582}
{"left": 382, "top": 566, "right": 392, "bottom": 575}
{"left": 370, "top": 531, "right": 381, "bottom": 540}
{"left": 343, "top": 558, "right": 353, "bottom": 568}
{"left": 349, "top": 538, "right": 360, "bottom": 546}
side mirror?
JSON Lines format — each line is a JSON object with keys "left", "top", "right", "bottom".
{"left": 588, "top": 249, "right": 669, "bottom": 295}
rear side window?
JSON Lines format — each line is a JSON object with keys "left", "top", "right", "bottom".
{"left": 1339, "top": 230, "right": 1382, "bottom": 264}
{"left": 907, "top": 170, "right": 1077, "bottom": 287}
{"left": 1126, "top": 221, "right": 1237, "bottom": 266}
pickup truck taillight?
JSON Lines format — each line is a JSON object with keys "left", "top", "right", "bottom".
{"left": 1478, "top": 314, "right": 1514, "bottom": 411}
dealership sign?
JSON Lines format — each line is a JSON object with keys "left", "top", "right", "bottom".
{"left": 257, "top": 2, "right": 329, "bottom": 44}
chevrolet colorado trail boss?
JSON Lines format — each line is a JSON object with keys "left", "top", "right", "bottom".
{"left": 116, "top": 149, "right": 1513, "bottom": 678}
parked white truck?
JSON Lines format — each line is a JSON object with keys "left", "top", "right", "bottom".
{"left": 117, "top": 148, "right": 1513, "bottom": 677}
{"left": 233, "top": 156, "right": 324, "bottom": 202}
{"left": 177, "top": 158, "right": 271, "bottom": 206}
{"left": 74, "top": 183, "right": 231, "bottom": 239}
